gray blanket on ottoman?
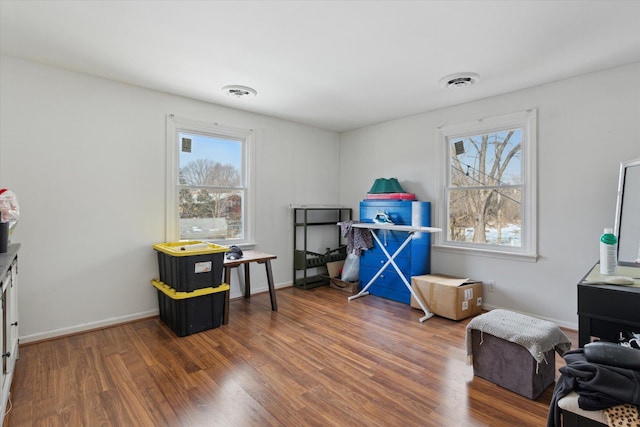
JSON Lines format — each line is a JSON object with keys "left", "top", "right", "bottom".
{"left": 466, "top": 309, "right": 572, "bottom": 364}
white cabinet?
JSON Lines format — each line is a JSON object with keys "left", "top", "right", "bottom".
{"left": 0, "top": 244, "right": 19, "bottom": 425}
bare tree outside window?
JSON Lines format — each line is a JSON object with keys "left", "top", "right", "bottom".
{"left": 178, "top": 133, "right": 244, "bottom": 241}
{"left": 448, "top": 129, "right": 523, "bottom": 246}
{"left": 437, "top": 110, "right": 537, "bottom": 259}
{"left": 180, "top": 159, "right": 240, "bottom": 219}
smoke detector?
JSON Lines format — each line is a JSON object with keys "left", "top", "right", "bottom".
{"left": 439, "top": 72, "right": 480, "bottom": 89}
{"left": 222, "top": 85, "right": 257, "bottom": 99}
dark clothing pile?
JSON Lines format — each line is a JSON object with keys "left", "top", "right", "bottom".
{"left": 547, "top": 348, "right": 640, "bottom": 427}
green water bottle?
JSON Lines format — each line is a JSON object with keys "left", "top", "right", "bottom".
{"left": 599, "top": 228, "right": 617, "bottom": 275}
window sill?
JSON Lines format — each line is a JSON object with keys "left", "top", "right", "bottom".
{"left": 433, "top": 244, "right": 538, "bottom": 263}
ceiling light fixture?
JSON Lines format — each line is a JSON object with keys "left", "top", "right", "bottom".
{"left": 439, "top": 72, "right": 480, "bottom": 89}
{"left": 222, "top": 85, "right": 257, "bottom": 99}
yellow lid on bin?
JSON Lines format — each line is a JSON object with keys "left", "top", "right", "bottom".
{"left": 152, "top": 241, "right": 229, "bottom": 256}
{"left": 151, "top": 279, "right": 229, "bottom": 299}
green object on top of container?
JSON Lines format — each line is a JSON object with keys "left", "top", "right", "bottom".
{"left": 368, "top": 178, "right": 406, "bottom": 194}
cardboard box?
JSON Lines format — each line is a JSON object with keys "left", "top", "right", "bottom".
{"left": 410, "top": 274, "right": 483, "bottom": 320}
{"left": 326, "top": 260, "right": 360, "bottom": 293}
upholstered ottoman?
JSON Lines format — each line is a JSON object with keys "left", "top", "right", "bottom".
{"left": 466, "top": 309, "right": 572, "bottom": 399}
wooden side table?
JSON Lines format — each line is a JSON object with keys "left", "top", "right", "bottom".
{"left": 223, "top": 250, "right": 278, "bottom": 323}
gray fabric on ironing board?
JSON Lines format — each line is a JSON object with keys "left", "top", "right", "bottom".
{"left": 339, "top": 220, "right": 373, "bottom": 256}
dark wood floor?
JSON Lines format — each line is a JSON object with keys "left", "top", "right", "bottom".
{"left": 6, "top": 285, "right": 577, "bottom": 426}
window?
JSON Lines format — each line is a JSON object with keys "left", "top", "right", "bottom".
{"left": 166, "top": 115, "right": 254, "bottom": 245}
{"left": 436, "top": 110, "right": 537, "bottom": 260}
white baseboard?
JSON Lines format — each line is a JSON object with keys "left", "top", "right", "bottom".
{"left": 19, "top": 309, "right": 159, "bottom": 344}
{"left": 19, "top": 283, "right": 294, "bottom": 344}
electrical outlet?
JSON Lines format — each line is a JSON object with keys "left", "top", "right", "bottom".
{"left": 486, "top": 280, "right": 496, "bottom": 292}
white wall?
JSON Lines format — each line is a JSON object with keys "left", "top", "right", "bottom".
{"left": 339, "top": 63, "right": 640, "bottom": 329}
{"left": 2, "top": 55, "right": 638, "bottom": 340}
{"left": 0, "top": 55, "right": 340, "bottom": 342}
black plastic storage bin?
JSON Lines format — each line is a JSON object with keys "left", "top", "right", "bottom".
{"left": 152, "top": 279, "right": 229, "bottom": 337}
{"left": 153, "top": 241, "right": 228, "bottom": 292}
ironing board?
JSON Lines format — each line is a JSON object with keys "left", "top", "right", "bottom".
{"left": 347, "top": 222, "right": 442, "bottom": 322}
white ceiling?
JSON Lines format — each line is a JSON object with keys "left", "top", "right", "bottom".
{"left": 2, "top": 1, "right": 640, "bottom": 132}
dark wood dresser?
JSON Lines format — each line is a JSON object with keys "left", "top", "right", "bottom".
{"left": 577, "top": 262, "right": 640, "bottom": 347}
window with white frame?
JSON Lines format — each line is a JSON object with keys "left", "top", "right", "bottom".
{"left": 166, "top": 115, "right": 254, "bottom": 244}
{"left": 436, "top": 110, "right": 537, "bottom": 260}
